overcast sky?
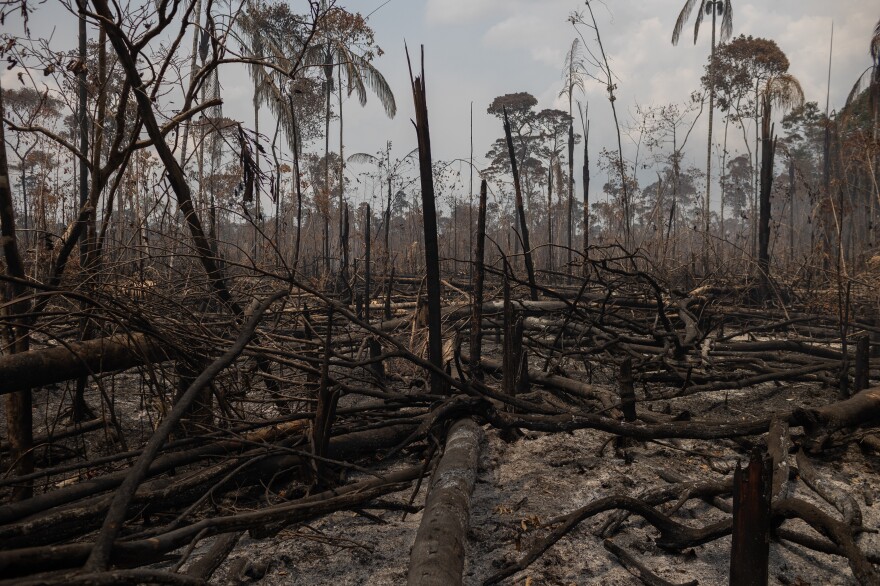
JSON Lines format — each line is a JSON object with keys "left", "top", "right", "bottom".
{"left": 5, "top": 0, "right": 878, "bottom": 211}
{"left": 330, "top": 0, "right": 876, "bottom": 208}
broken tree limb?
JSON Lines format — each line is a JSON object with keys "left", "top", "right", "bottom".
{"left": 185, "top": 531, "right": 242, "bottom": 582}
{"left": 484, "top": 495, "right": 732, "bottom": 585}
{"left": 603, "top": 539, "right": 698, "bottom": 586}
{"left": 470, "top": 353, "right": 615, "bottom": 411}
{"left": 773, "top": 498, "right": 880, "bottom": 585}
{"left": 84, "top": 290, "right": 288, "bottom": 571}
{"left": 407, "top": 418, "right": 483, "bottom": 586}
{"left": 0, "top": 418, "right": 310, "bottom": 526}
{"left": 0, "top": 466, "right": 420, "bottom": 579}
{"left": 795, "top": 448, "right": 862, "bottom": 529}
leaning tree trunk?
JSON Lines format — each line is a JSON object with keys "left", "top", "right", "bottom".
{"left": 503, "top": 108, "right": 538, "bottom": 301}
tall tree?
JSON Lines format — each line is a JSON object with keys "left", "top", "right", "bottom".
{"left": 710, "top": 35, "right": 790, "bottom": 257}
{"left": 672, "top": 0, "right": 733, "bottom": 269}
{"left": 305, "top": 5, "right": 395, "bottom": 282}
{"left": 535, "top": 108, "right": 575, "bottom": 274}
{"left": 571, "top": 3, "right": 631, "bottom": 246}
{"left": 560, "top": 39, "right": 586, "bottom": 278}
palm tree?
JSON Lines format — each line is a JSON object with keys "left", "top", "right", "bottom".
{"left": 672, "top": 0, "right": 732, "bottom": 270}
{"left": 236, "top": 2, "right": 329, "bottom": 273}
{"left": 304, "top": 4, "right": 396, "bottom": 284}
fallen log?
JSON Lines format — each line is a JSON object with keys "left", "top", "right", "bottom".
{"left": 468, "top": 353, "right": 616, "bottom": 411}
{"left": 407, "top": 418, "right": 483, "bottom": 586}
{"left": 794, "top": 386, "right": 880, "bottom": 448}
{"left": 0, "top": 333, "right": 173, "bottom": 394}
{"left": 0, "top": 418, "right": 311, "bottom": 525}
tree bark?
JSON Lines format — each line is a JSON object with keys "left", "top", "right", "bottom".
{"left": 407, "top": 418, "right": 483, "bottom": 586}
{"left": 758, "top": 98, "right": 776, "bottom": 298}
{"left": 470, "top": 180, "right": 487, "bottom": 375}
{"left": 0, "top": 79, "right": 33, "bottom": 500}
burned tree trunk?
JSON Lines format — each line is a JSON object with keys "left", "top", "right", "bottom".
{"left": 470, "top": 179, "right": 488, "bottom": 375}
{"left": 365, "top": 203, "right": 371, "bottom": 323}
{"left": 729, "top": 451, "right": 772, "bottom": 586}
{"left": 0, "top": 333, "right": 173, "bottom": 395}
{"left": 340, "top": 202, "right": 351, "bottom": 303}
{"left": 758, "top": 98, "right": 776, "bottom": 298}
{"left": 503, "top": 107, "right": 539, "bottom": 301}
{"left": 0, "top": 80, "right": 33, "bottom": 500}
{"left": 408, "top": 47, "right": 445, "bottom": 395}
{"left": 313, "top": 305, "right": 337, "bottom": 481}
{"left": 583, "top": 108, "right": 591, "bottom": 265}
{"left": 407, "top": 418, "right": 483, "bottom": 586}
{"left": 567, "top": 122, "right": 574, "bottom": 281}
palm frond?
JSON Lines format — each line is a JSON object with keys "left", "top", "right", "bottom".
{"left": 559, "top": 38, "right": 586, "bottom": 99}
{"left": 871, "top": 18, "right": 880, "bottom": 62}
{"left": 846, "top": 66, "right": 874, "bottom": 108}
{"left": 765, "top": 73, "right": 804, "bottom": 114}
{"left": 346, "top": 51, "right": 396, "bottom": 118}
{"left": 340, "top": 54, "right": 368, "bottom": 106}
{"left": 693, "top": 1, "right": 706, "bottom": 45}
{"left": 720, "top": 0, "right": 733, "bottom": 43}
{"left": 672, "top": 0, "right": 701, "bottom": 45}
{"left": 347, "top": 152, "right": 379, "bottom": 165}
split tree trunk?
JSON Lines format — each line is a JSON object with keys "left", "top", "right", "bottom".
{"left": 408, "top": 47, "right": 445, "bottom": 395}
{"left": 758, "top": 98, "right": 777, "bottom": 298}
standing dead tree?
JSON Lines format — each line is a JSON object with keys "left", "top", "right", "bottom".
{"left": 503, "top": 108, "right": 539, "bottom": 301}
{"left": 408, "top": 45, "right": 444, "bottom": 395}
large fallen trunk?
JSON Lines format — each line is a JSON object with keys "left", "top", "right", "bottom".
{"left": 0, "top": 333, "right": 173, "bottom": 394}
{"left": 407, "top": 418, "right": 483, "bottom": 586}
{"left": 794, "top": 386, "right": 880, "bottom": 449}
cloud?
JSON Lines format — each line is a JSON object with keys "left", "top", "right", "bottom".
{"left": 482, "top": 5, "right": 572, "bottom": 66}
{"left": 424, "top": 0, "right": 501, "bottom": 26}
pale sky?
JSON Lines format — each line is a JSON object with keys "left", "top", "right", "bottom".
{"left": 338, "top": 0, "right": 876, "bottom": 208}
{"left": 3, "top": 0, "right": 878, "bottom": 211}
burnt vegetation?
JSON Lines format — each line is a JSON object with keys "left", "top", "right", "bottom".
{"left": 1, "top": 0, "right": 880, "bottom": 584}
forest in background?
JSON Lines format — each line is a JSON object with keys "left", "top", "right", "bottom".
{"left": 1, "top": 0, "right": 880, "bottom": 584}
